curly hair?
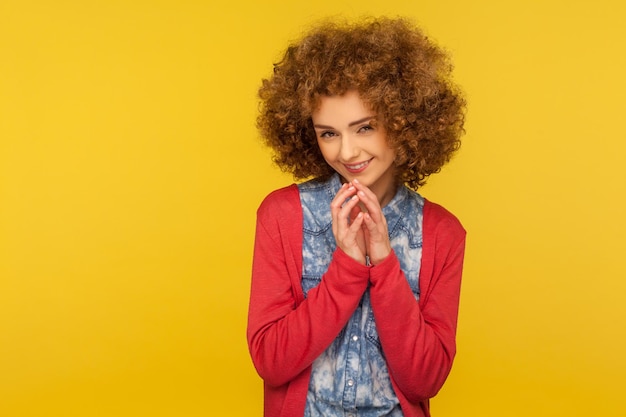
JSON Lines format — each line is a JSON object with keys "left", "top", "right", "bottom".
{"left": 257, "top": 17, "right": 466, "bottom": 189}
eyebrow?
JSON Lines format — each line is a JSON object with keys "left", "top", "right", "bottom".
{"left": 313, "top": 116, "right": 376, "bottom": 130}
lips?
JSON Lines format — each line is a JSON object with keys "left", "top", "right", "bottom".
{"left": 344, "top": 158, "right": 373, "bottom": 173}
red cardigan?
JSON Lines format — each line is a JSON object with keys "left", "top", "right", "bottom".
{"left": 247, "top": 184, "right": 466, "bottom": 417}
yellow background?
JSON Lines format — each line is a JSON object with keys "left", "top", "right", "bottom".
{"left": 1, "top": 0, "right": 625, "bottom": 415}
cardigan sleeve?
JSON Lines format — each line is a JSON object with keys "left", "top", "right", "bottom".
{"left": 246, "top": 185, "right": 370, "bottom": 388}
{"left": 368, "top": 200, "right": 466, "bottom": 403}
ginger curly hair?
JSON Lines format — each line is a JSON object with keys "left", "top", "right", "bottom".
{"left": 257, "top": 17, "right": 466, "bottom": 189}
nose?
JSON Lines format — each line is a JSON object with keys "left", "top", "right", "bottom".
{"left": 339, "top": 134, "right": 359, "bottom": 161}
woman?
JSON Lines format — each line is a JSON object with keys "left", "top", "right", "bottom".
{"left": 247, "top": 17, "right": 467, "bottom": 417}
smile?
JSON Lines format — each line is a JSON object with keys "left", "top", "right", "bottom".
{"left": 344, "top": 158, "right": 373, "bottom": 173}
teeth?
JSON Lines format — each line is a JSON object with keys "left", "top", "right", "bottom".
{"left": 347, "top": 161, "right": 368, "bottom": 169}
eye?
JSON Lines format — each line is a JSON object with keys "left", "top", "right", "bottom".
{"left": 357, "top": 124, "right": 374, "bottom": 133}
{"left": 319, "top": 130, "right": 337, "bottom": 139}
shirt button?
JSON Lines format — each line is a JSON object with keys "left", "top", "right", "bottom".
{"left": 352, "top": 335, "right": 359, "bottom": 341}
{"left": 347, "top": 379, "right": 354, "bottom": 387}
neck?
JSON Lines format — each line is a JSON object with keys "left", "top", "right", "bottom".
{"left": 373, "top": 181, "right": 398, "bottom": 208}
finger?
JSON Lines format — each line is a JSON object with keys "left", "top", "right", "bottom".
{"left": 332, "top": 194, "right": 361, "bottom": 239}
{"left": 353, "top": 188, "right": 386, "bottom": 225}
{"left": 362, "top": 213, "right": 392, "bottom": 265}
{"left": 338, "top": 209, "right": 367, "bottom": 265}
{"left": 348, "top": 202, "right": 363, "bottom": 223}
{"left": 339, "top": 195, "right": 361, "bottom": 225}
{"left": 349, "top": 211, "right": 365, "bottom": 230}
{"left": 344, "top": 211, "right": 366, "bottom": 246}
{"left": 330, "top": 183, "right": 357, "bottom": 215}
{"left": 351, "top": 179, "right": 382, "bottom": 212}
{"left": 361, "top": 211, "right": 386, "bottom": 240}
{"left": 330, "top": 184, "right": 352, "bottom": 231}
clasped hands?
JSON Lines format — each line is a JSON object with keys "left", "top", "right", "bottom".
{"left": 330, "top": 179, "right": 392, "bottom": 266}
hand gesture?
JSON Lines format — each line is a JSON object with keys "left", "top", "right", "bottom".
{"left": 350, "top": 179, "right": 392, "bottom": 265}
{"left": 330, "top": 180, "right": 392, "bottom": 266}
{"left": 330, "top": 183, "right": 367, "bottom": 265}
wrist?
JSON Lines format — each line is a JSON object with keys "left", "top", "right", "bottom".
{"left": 368, "top": 246, "right": 391, "bottom": 266}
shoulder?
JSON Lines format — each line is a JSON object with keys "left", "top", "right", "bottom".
{"left": 423, "top": 199, "right": 466, "bottom": 242}
{"left": 257, "top": 184, "right": 301, "bottom": 221}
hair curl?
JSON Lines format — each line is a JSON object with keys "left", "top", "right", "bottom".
{"left": 257, "top": 17, "right": 466, "bottom": 189}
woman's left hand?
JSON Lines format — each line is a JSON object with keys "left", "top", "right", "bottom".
{"left": 351, "top": 179, "right": 392, "bottom": 265}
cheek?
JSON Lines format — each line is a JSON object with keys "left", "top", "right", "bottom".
{"left": 381, "top": 140, "right": 397, "bottom": 161}
{"left": 316, "top": 141, "right": 336, "bottom": 162}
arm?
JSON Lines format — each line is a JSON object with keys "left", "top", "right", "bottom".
{"left": 246, "top": 187, "right": 369, "bottom": 387}
{"left": 369, "top": 201, "right": 466, "bottom": 402}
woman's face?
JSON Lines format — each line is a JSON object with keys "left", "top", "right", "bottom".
{"left": 312, "top": 90, "right": 397, "bottom": 206}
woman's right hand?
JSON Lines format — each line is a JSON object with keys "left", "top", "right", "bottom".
{"left": 330, "top": 183, "right": 367, "bottom": 265}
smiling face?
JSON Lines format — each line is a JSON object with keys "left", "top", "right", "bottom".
{"left": 312, "top": 90, "right": 397, "bottom": 206}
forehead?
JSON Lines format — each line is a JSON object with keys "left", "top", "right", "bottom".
{"left": 311, "top": 90, "right": 375, "bottom": 124}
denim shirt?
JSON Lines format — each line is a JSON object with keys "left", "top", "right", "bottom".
{"left": 299, "top": 174, "right": 424, "bottom": 417}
